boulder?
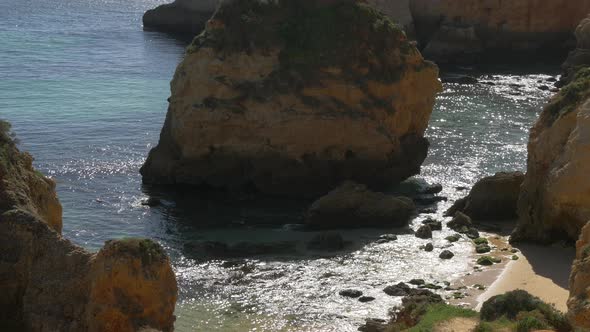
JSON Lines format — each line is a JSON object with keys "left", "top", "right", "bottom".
{"left": 415, "top": 225, "right": 432, "bottom": 239}
{"left": 513, "top": 68, "right": 590, "bottom": 243}
{"left": 306, "top": 182, "right": 415, "bottom": 229}
{"left": 561, "top": 15, "right": 590, "bottom": 85}
{"left": 439, "top": 250, "right": 454, "bottom": 259}
{"left": 0, "top": 123, "right": 177, "bottom": 332}
{"left": 446, "top": 172, "right": 524, "bottom": 220}
{"left": 140, "top": 0, "right": 442, "bottom": 198}
{"left": 339, "top": 289, "right": 363, "bottom": 298}
{"left": 568, "top": 222, "right": 590, "bottom": 329}
{"left": 422, "top": 243, "right": 434, "bottom": 252}
{"left": 447, "top": 211, "right": 472, "bottom": 231}
{"left": 143, "top": 0, "right": 218, "bottom": 35}
{"left": 409, "top": 0, "right": 590, "bottom": 64}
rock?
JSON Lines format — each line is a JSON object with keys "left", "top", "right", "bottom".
{"left": 477, "top": 256, "right": 495, "bottom": 266}
{"left": 475, "top": 244, "right": 491, "bottom": 253}
{"left": 358, "top": 318, "right": 388, "bottom": 332}
{"left": 419, "top": 283, "right": 442, "bottom": 290}
{"left": 393, "top": 290, "right": 444, "bottom": 327}
{"left": 473, "top": 237, "right": 488, "bottom": 245}
{"left": 415, "top": 225, "right": 432, "bottom": 239}
{"left": 307, "top": 232, "right": 345, "bottom": 251}
{"left": 0, "top": 123, "right": 178, "bottom": 331}
{"left": 378, "top": 234, "right": 398, "bottom": 243}
{"left": 306, "top": 182, "right": 416, "bottom": 229}
{"left": 409, "top": 279, "right": 425, "bottom": 286}
{"left": 445, "top": 172, "right": 524, "bottom": 220}
{"left": 538, "top": 85, "right": 550, "bottom": 91}
{"left": 465, "top": 227, "right": 480, "bottom": 239}
{"left": 140, "top": 0, "right": 442, "bottom": 198}
{"left": 482, "top": 290, "right": 568, "bottom": 323}
{"left": 410, "top": 0, "right": 590, "bottom": 64}
{"left": 421, "top": 218, "right": 442, "bottom": 230}
{"left": 339, "top": 289, "right": 363, "bottom": 298}
{"left": 442, "top": 75, "right": 478, "bottom": 84}
{"left": 366, "top": 0, "right": 413, "bottom": 32}
{"left": 561, "top": 15, "right": 590, "bottom": 85}
{"left": 383, "top": 282, "right": 411, "bottom": 296}
{"left": 569, "top": 222, "right": 590, "bottom": 328}
{"left": 447, "top": 211, "right": 472, "bottom": 231}
{"left": 143, "top": 0, "right": 218, "bottom": 35}
{"left": 445, "top": 234, "right": 461, "bottom": 242}
{"left": 422, "top": 243, "right": 434, "bottom": 252}
{"left": 439, "top": 250, "right": 454, "bottom": 259}
{"left": 412, "top": 195, "right": 447, "bottom": 205}
{"left": 141, "top": 197, "right": 161, "bottom": 207}
{"left": 419, "top": 183, "right": 443, "bottom": 195}
{"left": 514, "top": 68, "right": 590, "bottom": 243}
{"left": 359, "top": 296, "right": 376, "bottom": 303}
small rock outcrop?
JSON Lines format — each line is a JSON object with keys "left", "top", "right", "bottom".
{"left": 514, "top": 68, "right": 590, "bottom": 243}
{"left": 143, "top": 0, "right": 218, "bottom": 35}
{"left": 561, "top": 15, "right": 590, "bottom": 85}
{"left": 306, "top": 182, "right": 415, "bottom": 229}
{"left": 568, "top": 222, "right": 590, "bottom": 329}
{"left": 0, "top": 122, "right": 178, "bottom": 332}
{"left": 446, "top": 172, "right": 524, "bottom": 220}
{"left": 410, "top": 0, "right": 590, "bottom": 64}
{"left": 140, "top": 0, "right": 442, "bottom": 198}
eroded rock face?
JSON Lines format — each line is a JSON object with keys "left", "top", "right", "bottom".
{"left": 0, "top": 123, "right": 177, "bottom": 331}
{"left": 141, "top": 0, "right": 441, "bottom": 197}
{"left": 446, "top": 172, "right": 524, "bottom": 221}
{"left": 513, "top": 68, "right": 590, "bottom": 243}
{"left": 143, "top": 0, "right": 218, "bottom": 35}
{"left": 561, "top": 15, "right": 590, "bottom": 85}
{"left": 410, "top": 0, "right": 590, "bottom": 64}
{"left": 306, "top": 181, "right": 415, "bottom": 229}
{"left": 568, "top": 221, "right": 590, "bottom": 329}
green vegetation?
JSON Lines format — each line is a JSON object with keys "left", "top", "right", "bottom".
{"left": 546, "top": 67, "right": 590, "bottom": 122}
{"left": 114, "top": 238, "right": 167, "bottom": 266}
{"left": 473, "top": 237, "right": 488, "bottom": 245}
{"left": 405, "top": 303, "right": 477, "bottom": 332}
{"left": 474, "top": 317, "right": 513, "bottom": 332}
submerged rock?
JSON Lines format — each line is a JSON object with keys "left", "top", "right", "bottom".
{"left": 514, "top": 68, "right": 590, "bottom": 243}
{"left": 306, "top": 182, "right": 415, "bottom": 229}
{"left": 410, "top": 0, "right": 590, "bottom": 64}
{"left": 143, "top": 0, "right": 218, "bottom": 35}
{"left": 140, "top": 0, "right": 442, "bottom": 198}
{"left": 446, "top": 172, "right": 524, "bottom": 221}
{"left": 0, "top": 123, "right": 177, "bottom": 332}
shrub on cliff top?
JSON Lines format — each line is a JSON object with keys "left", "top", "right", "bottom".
{"left": 546, "top": 67, "right": 590, "bottom": 121}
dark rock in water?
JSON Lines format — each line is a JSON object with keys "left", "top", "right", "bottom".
{"left": 422, "top": 243, "right": 434, "bottom": 252}
{"left": 547, "top": 77, "right": 558, "bottom": 82}
{"left": 413, "top": 195, "right": 447, "bottom": 205}
{"left": 409, "top": 279, "right": 425, "bottom": 286}
{"left": 307, "top": 232, "right": 345, "bottom": 251}
{"left": 419, "top": 207, "right": 437, "bottom": 214}
{"left": 421, "top": 218, "right": 442, "bottom": 230}
{"left": 339, "top": 289, "right": 363, "bottom": 298}
{"left": 415, "top": 225, "right": 433, "bottom": 239}
{"left": 476, "top": 244, "right": 491, "bottom": 253}
{"left": 141, "top": 197, "right": 161, "bottom": 207}
{"left": 538, "top": 85, "right": 550, "bottom": 91}
{"left": 465, "top": 227, "right": 480, "bottom": 239}
{"left": 447, "top": 212, "right": 472, "bottom": 231}
{"left": 419, "top": 283, "right": 442, "bottom": 290}
{"left": 455, "top": 186, "right": 469, "bottom": 191}
{"left": 445, "top": 234, "right": 461, "bottom": 242}
{"left": 306, "top": 182, "right": 416, "bottom": 229}
{"left": 419, "top": 183, "right": 443, "bottom": 195}
{"left": 383, "top": 282, "right": 411, "bottom": 296}
{"left": 143, "top": 0, "right": 217, "bottom": 35}
{"left": 481, "top": 81, "right": 496, "bottom": 86}
{"left": 376, "top": 234, "right": 398, "bottom": 244}
{"left": 473, "top": 237, "right": 488, "bottom": 245}
{"left": 439, "top": 250, "right": 454, "bottom": 259}
{"left": 446, "top": 172, "right": 524, "bottom": 220}
{"left": 359, "top": 296, "right": 376, "bottom": 303}
{"left": 358, "top": 318, "right": 388, "bottom": 332}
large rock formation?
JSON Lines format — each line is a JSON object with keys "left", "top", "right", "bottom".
{"left": 569, "top": 221, "right": 590, "bottom": 329}
{"left": 513, "top": 68, "right": 590, "bottom": 243}
{"left": 446, "top": 172, "right": 524, "bottom": 221}
{"left": 0, "top": 121, "right": 177, "bottom": 332}
{"left": 143, "top": 0, "right": 218, "bottom": 35}
{"left": 141, "top": 0, "right": 441, "bottom": 197}
{"left": 409, "top": 0, "right": 590, "bottom": 64}
{"left": 561, "top": 15, "right": 590, "bottom": 85}
{"left": 366, "top": 0, "right": 413, "bottom": 30}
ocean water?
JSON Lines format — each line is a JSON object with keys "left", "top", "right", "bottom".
{"left": 0, "top": 0, "right": 557, "bottom": 330}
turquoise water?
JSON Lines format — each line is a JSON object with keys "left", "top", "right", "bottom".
{"left": 0, "top": 0, "right": 557, "bottom": 330}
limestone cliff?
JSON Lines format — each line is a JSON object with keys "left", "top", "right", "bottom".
{"left": 141, "top": 0, "right": 441, "bottom": 197}
{"left": 143, "top": 0, "right": 218, "bottom": 35}
{"left": 568, "top": 222, "right": 590, "bottom": 329}
{"left": 513, "top": 68, "right": 590, "bottom": 243}
{"left": 410, "top": 0, "right": 590, "bottom": 64}
{"left": 561, "top": 15, "right": 590, "bottom": 85}
{"left": 0, "top": 122, "right": 177, "bottom": 332}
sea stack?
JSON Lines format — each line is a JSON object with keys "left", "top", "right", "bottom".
{"left": 141, "top": 0, "right": 442, "bottom": 197}
{"left": 410, "top": 0, "right": 590, "bottom": 63}
{"left": 513, "top": 67, "right": 590, "bottom": 243}
{"left": 0, "top": 121, "right": 178, "bottom": 332}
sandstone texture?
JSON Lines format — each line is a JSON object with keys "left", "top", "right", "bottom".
{"left": 141, "top": 0, "right": 441, "bottom": 197}
{"left": 513, "top": 68, "right": 590, "bottom": 243}
{"left": 410, "top": 0, "right": 590, "bottom": 63}
{"left": 446, "top": 172, "right": 524, "bottom": 221}
{"left": 143, "top": 0, "right": 218, "bottom": 35}
{"left": 568, "top": 221, "right": 590, "bottom": 329}
{"left": 0, "top": 122, "right": 177, "bottom": 332}
{"left": 561, "top": 15, "right": 590, "bottom": 85}
{"left": 306, "top": 181, "right": 415, "bottom": 229}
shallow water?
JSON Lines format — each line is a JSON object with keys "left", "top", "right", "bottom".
{"left": 0, "top": 0, "right": 557, "bottom": 330}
